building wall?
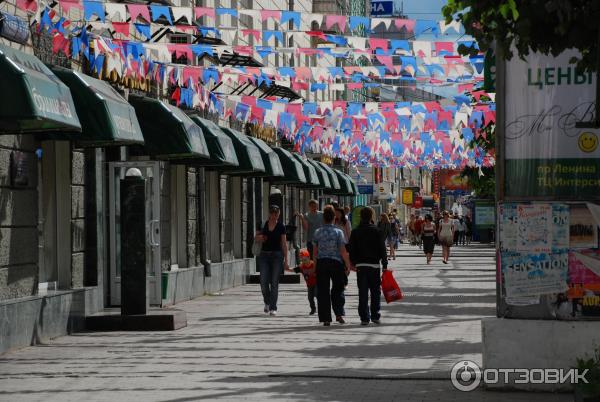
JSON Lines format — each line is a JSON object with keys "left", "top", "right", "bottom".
{"left": 71, "top": 149, "right": 85, "bottom": 288}
{"left": 0, "top": 135, "right": 39, "bottom": 301}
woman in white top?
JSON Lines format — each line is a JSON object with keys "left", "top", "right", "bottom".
{"left": 437, "top": 211, "right": 455, "bottom": 264}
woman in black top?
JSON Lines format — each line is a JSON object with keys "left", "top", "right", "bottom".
{"left": 255, "top": 205, "right": 289, "bottom": 316}
{"left": 422, "top": 215, "right": 436, "bottom": 264}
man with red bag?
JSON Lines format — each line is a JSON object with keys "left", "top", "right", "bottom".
{"left": 348, "top": 207, "right": 388, "bottom": 325}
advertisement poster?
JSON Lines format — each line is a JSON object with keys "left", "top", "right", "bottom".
{"left": 570, "top": 204, "right": 599, "bottom": 249}
{"left": 440, "top": 169, "right": 469, "bottom": 191}
{"left": 503, "top": 50, "right": 600, "bottom": 198}
{"left": 568, "top": 250, "right": 600, "bottom": 316}
{"left": 502, "top": 250, "right": 569, "bottom": 297}
{"left": 475, "top": 204, "right": 495, "bottom": 227}
{"left": 500, "top": 203, "right": 518, "bottom": 251}
{"left": 552, "top": 204, "right": 570, "bottom": 249}
{"left": 516, "top": 204, "right": 552, "bottom": 253}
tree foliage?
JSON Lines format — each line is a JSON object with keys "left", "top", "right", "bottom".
{"left": 442, "top": 0, "right": 600, "bottom": 71}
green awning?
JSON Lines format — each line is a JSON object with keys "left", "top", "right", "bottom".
{"left": 272, "top": 148, "right": 307, "bottom": 185}
{"left": 189, "top": 116, "right": 239, "bottom": 168}
{"left": 291, "top": 154, "right": 321, "bottom": 188}
{"left": 334, "top": 170, "right": 355, "bottom": 196}
{"left": 306, "top": 159, "right": 332, "bottom": 189}
{"left": 51, "top": 67, "right": 144, "bottom": 146}
{"left": 0, "top": 43, "right": 81, "bottom": 133}
{"left": 248, "top": 137, "right": 284, "bottom": 178}
{"left": 129, "top": 96, "right": 210, "bottom": 160}
{"left": 220, "top": 128, "right": 266, "bottom": 175}
{"left": 348, "top": 175, "right": 359, "bottom": 194}
{"left": 318, "top": 162, "right": 341, "bottom": 190}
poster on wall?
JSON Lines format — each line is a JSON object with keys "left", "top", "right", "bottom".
{"left": 516, "top": 204, "right": 552, "bottom": 253}
{"left": 499, "top": 203, "right": 518, "bottom": 251}
{"left": 501, "top": 249, "right": 569, "bottom": 297}
{"left": 503, "top": 49, "right": 600, "bottom": 199}
{"left": 570, "top": 204, "right": 599, "bottom": 248}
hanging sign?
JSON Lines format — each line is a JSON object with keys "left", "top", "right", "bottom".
{"left": 402, "top": 189, "right": 413, "bottom": 205}
{"left": 503, "top": 49, "right": 600, "bottom": 198}
{"left": 370, "top": 1, "right": 393, "bottom": 16}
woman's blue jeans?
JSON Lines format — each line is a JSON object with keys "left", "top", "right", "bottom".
{"left": 258, "top": 251, "right": 283, "bottom": 311}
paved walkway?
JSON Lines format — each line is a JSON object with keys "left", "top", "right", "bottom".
{"left": 0, "top": 243, "right": 569, "bottom": 402}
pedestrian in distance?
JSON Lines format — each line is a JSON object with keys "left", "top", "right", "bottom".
{"left": 296, "top": 199, "right": 323, "bottom": 260}
{"left": 414, "top": 215, "right": 424, "bottom": 249}
{"left": 465, "top": 216, "right": 473, "bottom": 246}
{"left": 457, "top": 217, "right": 466, "bottom": 246}
{"left": 437, "top": 211, "right": 455, "bottom": 264}
{"left": 422, "top": 214, "right": 436, "bottom": 264}
{"left": 348, "top": 207, "right": 388, "bottom": 325}
{"left": 313, "top": 205, "right": 353, "bottom": 326}
{"left": 287, "top": 248, "right": 317, "bottom": 315}
{"left": 255, "top": 205, "right": 289, "bottom": 316}
{"left": 452, "top": 213, "right": 461, "bottom": 246}
{"left": 335, "top": 208, "right": 352, "bottom": 289}
{"left": 377, "top": 213, "right": 395, "bottom": 260}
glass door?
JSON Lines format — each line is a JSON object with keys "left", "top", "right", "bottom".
{"left": 108, "top": 161, "right": 161, "bottom": 306}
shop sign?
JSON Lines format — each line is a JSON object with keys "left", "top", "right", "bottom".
{"left": 504, "top": 49, "right": 600, "bottom": 198}
{"left": 402, "top": 189, "right": 413, "bottom": 205}
{"left": 414, "top": 196, "right": 423, "bottom": 209}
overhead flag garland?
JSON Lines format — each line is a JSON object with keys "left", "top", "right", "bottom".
{"left": 8, "top": 0, "right": 494, "bottom": 169}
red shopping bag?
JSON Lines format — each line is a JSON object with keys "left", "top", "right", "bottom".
{"left": 381, "top": 270, "right": 403, "bottom": 303}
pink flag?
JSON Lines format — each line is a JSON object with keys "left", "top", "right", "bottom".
{"left": 260, "top": 10, "right": 281, "bottom": 22}
{"left": 127, "top": 4, "right": 151, "bottom": 22}
{"left": 112, "top": 22, "right": 131, "bottom": 37}
{"left": 369, "top": 38, "right": 388, "bottom": 51}
{"left": 434, "top": 42, "right": 454, "bottom": 54}
{"left": 325, "top": 15, "right": 347, "bottom": 32}
{"left": 59, "top": 0, "right": 81, "bottom": 13}
{"left": 16, "top": 0, "right": 37, "bottom": 12}
{"left": 395, "top": 19, "right": 415, "bottom": 31}
{"left": 195, "top": 7, "right": 215, "bottom": 19}
{"left": 233, "top": 46, "right": 253, "bottom": 56}
{"left": 241, "top": 29, "right": 261, "bottom": 41}
{"left": 347, "top": 83, "right": 363, "bottom": 90}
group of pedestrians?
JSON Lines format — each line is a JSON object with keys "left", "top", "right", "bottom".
{"left": 254, "top": 201, "right": 388, "bottom": 326}
{"left": 411, "top": 211, "right": 473, "bottom": 265}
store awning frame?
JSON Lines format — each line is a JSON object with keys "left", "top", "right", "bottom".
{"left": 0, "top": 43, "right": 81, "bottom": 134}
{"left": 189, "top": 116, "right": 239, "bottom": 168}
{"left": 318, "top": 162, "right": 341, "bottom": 191}
{"left": 129, "top": 96, "right": 210, "bottom": 160}
{"left": 51, "top": 67, "right": 144, "bottom": 147}
{"left": 291, "top": 153, "right": 321, "bottom": 188}
{"left": 248, "top": 137, "right": 285, "bottom": 179}
{"left": 220, "top": 127, "right": 266, "bottom": 175}
{"left": 306, "top": 159, "right": 332, "bottom": 189}
{"left": 272, "top": 147, "right": 307, "bottom": 185}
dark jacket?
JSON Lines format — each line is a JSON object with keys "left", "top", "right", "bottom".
{"left": 349, "top": 223, "right": 388, "bottom": 269}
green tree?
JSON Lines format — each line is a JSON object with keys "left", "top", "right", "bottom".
{"left": 442, "top": 0, "right": 600, "bottom": 71}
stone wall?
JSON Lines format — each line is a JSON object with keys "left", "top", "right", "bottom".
{"left": 186, "top": 167, "right": 199, "bottom": 267}
{"left": 71, "top": 150, "right": 85, "bottom": 288}
{"left": 0, "top": 135, "right": 39, "bottom": 301}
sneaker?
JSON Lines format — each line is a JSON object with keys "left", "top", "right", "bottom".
{"left": 336, "top": 316, "right": 345, "bottom": 324}
{"left": 264, "top": 304, "right": 269, "bottom": 313}
{"left": 372, "top": 319, "right": 381, "bottom": 324}
{"left": 309, "top": 308, "right": 316, "bottom": 315}
{"left": 360, "top": 321, "right": 369, "bottom": 326}
{"left": 323, "top": 322, "right": 331, "bottom": 326}
{"left": 269, "top": 310, "right": 277, "bottom": 316}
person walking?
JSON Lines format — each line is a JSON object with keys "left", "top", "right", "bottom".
{"left": 349, "top": 207, "right": 388, "bottom": 325}
{"left": 457, "top": 217, "right": 466, "bottom": 246}
{"left": 377, "top": 214, "right": 395, "bottom": 260}
{"left": 465, "top": 216, "right": 473, "bottom": 245}
{"left": 452, "top": 213, "right": 461, "bottom": 246}
{"left": 408, "top": 214, "right": 416, "bottom": 245}
{"left": 297, "top": 199, "right": 323, "bottom": 259}
{"left": 414, "top": 215, "right": 424, "bottom": 248}
{"left": 255, "top": 205, "right": 289, "bottom": 315}
{"left": 422, "top": 215, "right": 436, "bottom": 264}
{"left": 437, "top": 211, "right": 455, "bottom": 264}
{"left": 335, "top": 207, "right": 352, "bottom": 288}
{"left": 313, "top": 205, "right": 353, "bottom": 326}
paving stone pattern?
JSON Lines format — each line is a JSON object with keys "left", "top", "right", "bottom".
{"left": 0, "top": 244, "right": 570, "bottom": 401}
